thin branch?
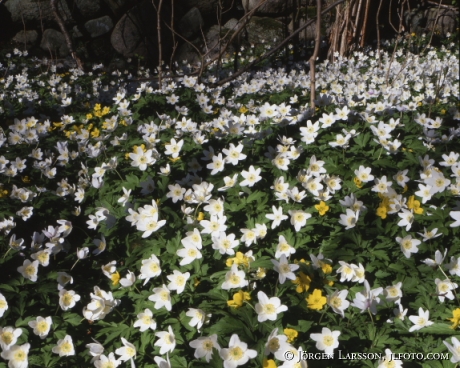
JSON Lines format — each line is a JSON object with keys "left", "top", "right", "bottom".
{"left": 50, "top": 0, "right": 83, "bottom": 70}
{"left": 215, "top": 0, "right": 347, "bottom": 86}
{"left": 360, "top": 0, "right": 370, "bottom": 47}
{"left": 152, "top": 0, "right": 164, "bottom": 89}
{"left": 309, "top": 0, "right": 321, "bottom": 111}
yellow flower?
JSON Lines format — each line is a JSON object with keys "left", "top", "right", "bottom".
{"left": 306, "top": 289, "right": 327, "bottom": 310}
{"left": 227, "top": 290, "right": 251, "bottom": 308}
{"left": 407, "top": 195, "right": 423, "bottom": 214}
{"left": 354, "top": 177, "right": 363, "bottom": 188}
{"left": 21, "top": 176, "right": 30, "bottom": 184}
{"left": 263, "top": 359, "right": 277, "bottom": 368}
{"left": 226, "top": 252, "right": 251, "bottom": 268}
{"left": 284, "top": 328, "right": 298, "bottom": 343}
{"left": 411, "top": 32, "right": 416, "bottom": 37}
{"left": 315, "top": 201, "right": 330, "bottom": 216}
{"left": 193, "top": 278, "right": 200, "bottom": 287}
{"left": 94, "top": 103, "right": 101, "bottom": 112}
{"left": 319, "top": 261, "right": 332, "bottom": 274}
{"left": 111, "top": 271, "right": 120, "bottom": 286}
{"left": 169, "top": 157, "right": 181, "bottom": 163}
{"left": 324, "top": 278, "right": 334, "bottom": 286}
{"left": 402, "top": 185, "right": 408, "bottom": 193}
{"left": 90, "top": 128, "right": 100, "bottom": 138}
{"left": 120, "top": 120, "right": 127, "bottom": 126}
{"left": 101, "top": 106, "right": 110, "bottom": 116}
{"left": 86, "top": 113, "right": 93, "bottom": 119}
{"left": 441, "top": 109, "right": 446, "bottom": 115}
{"left": 239, "top": 106, "right": 248, "bottom": 114}
{"left": 292, "top": 272, "right": 311, "bottom": 293}
{"left": 197, "top": 212, "right": 205, "bottom": 221}
{"left": 448, "top": 308, "right": 460, "bottom": 329}
{"left": 376, "top": 206, "right": 387, "bottom": 219}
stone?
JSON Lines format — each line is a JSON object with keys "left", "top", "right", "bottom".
{"left": 4, "top": 0, "right": 72, "bottom": 23}
{"left": 12, "top": 30, "right": 39, "bottom": 48}
{"left": 40, "top": 29, "right": 69, "bottom": 57}
{"left": 74, "top": 15, "right": 113, "bottom": 38}
{"left": 181, "top": 0, "right": 233, "bottom": 18}
{"left": 245, "top": 16, "right": 284, "bottom": 44}
{"left": 288, "top": 7, "right": 319, "bottom": 41}
{"left": 110, "top": 0, "right": 172, "bottom": 59}
{"left": 74, "top": 0, "right": 102, "bottom": 19}
{"left": 242, "top": 0, "right": 290, "bottom": 15}
{"left": 425, "top": 7, "right": 458, "bottom": 36}
{"left": 178, "top": 7, "right": 204, "bottom": 40}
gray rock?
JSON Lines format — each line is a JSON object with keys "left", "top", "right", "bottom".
{"left": 40, "top": 29, "right": 69, "bottom": 57}
{"left": 178, "top": 7, "right": 204, "bottom": 40}
{"left": 245, "top": 16, "right": 284, "bottom": 44}
{"left": 288, "top": 7, "right": 318, "bottom": 41}
{"left": 75, "top": 0, "right": 102, "bottom": 18}
{"left": 242, "top": 0, "right": 290, "bottom": 14}
{"left": 12, "top": 30, "right": 39, "bottom": 48}
{"left": 181, "top": 0, "right": 233, "bottom": 18}
{"left": 5, "top": 0, "right": 72, "bottom": 23}
{"left": 110, "top": 0, "right": 172, "bottom": 59}
{"left": 224, "top": 18, "right": 239, "bottom": 30}
{"left": 425, "top": 7, "right": 458, "bottom": 36}
{"left": 74, "top": 15, "right": 113, "bottom": 38}
{"left": 175, "top": 42, "right": 202, "bottom": 66}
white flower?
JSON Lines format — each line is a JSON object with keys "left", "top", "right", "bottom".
{"left": 148, "top": 284, "right": 172, "bottom": 311}
{"left": 336, "top": 261, "right": 355, "bottom": 282}
{"left": 117, "top": 187, "right": 131, "bottom": 206}
{"left": 221, "top": 264, "right": 248, "bottom": 290}
{"left": 52, "top": 335, "right": 75, "bottom": 356}
{"left": 240, "top": 166, "right": 262, "bottom": 187}
{"left": 338, "top": 209, "right": 359, "bottom": 229}
{"left": 189, "top": 334, "right": 221, "bottom": 363}
{"left": 176, "top": 244, "right": 202, "bottom": 266}
{"left": 86, "top": 338, "right": 105, "bottom": 363}
{"left": 153, "top": 356, "right": 171, "bottom": 368}
{"left": 200, "top": 215, "right": 227, "bottom": 236}
{"left": 139, "top": 255, "right": 162, "bottom": 285}
{"left": 17, "top": 259, "right": 39, "bottom": 282}
{"left": 396, "top": 235, "right": 421, "bottom": 258}
{"left": 219, "top": 334, "right": 257, "bottom": 368}
{"left": 397, "top": 208, "right": 414, "bottom": 231}
{"left": 31, "top": 249, "right": 51, "bottom": 267}
{"left": 266, "top": 206, "right": 288, "bottom": 229}
{"left": 378, "top": 348, "right": 403, "bottom": 368}
{"left": 167, "top": 270, "right": 190, "bottom": 294}
{"left": 351, "top": 279, "right": 383, "bottom": 315}
{"left": 288, "top": 209, "right": 311, "bottom": 232}
{"left": 264, "top": 328, "right": 289, "bottom": 356}
{"left": 417, "top": 227, "right": 442, "bottom": 242}
{"left": 384, "top": 282, "right": 403, "bottom": 304}
{"left": 58, "top": 289, "right": 81, "bottom": 311}
{"left": 408, "top": 307, "right": 433, "bottom": 332}
{"left": 186, "top": 308, "right": 210, "bottom": 331}
{"left": 0, "top": 343, "right": 30, "bottom": 368}
{"left": 94, "top": 353, "right": 121, "bottom": 368}
{"left": 223, "top": 143, "right": 247, "bottom": 165}
{"left": 450, "top": 211, "right": 460, "bottom": 227}
{"left": 354, "top": 166, "right": 374, "bottom": 182}
{"left": 164, "top": 138, "right": 184, "bottom": 158}
{"left": 155, "top": 325, "right": 176, "bottom": 354}
{"left": 0, "top": 326, "right": 22, "bottom": 350}
{"left": 275, "top": 235, "right": 295, "bottom": 259}
{"left": 211, "top": 232, "right": 239, "bottom": 255}
{"left": 435, "top": 278, "right": 458, "bottom": 302}
{"left": 120, "top": 270, "right": 136, "bottom": 288}
{"left": 422, "top": 249, "right": 446, "bottom": 267}
{"left": 310, "top": 327, "right": 340, "bottom": 355}
{"left": 271, "top": 255, "right": 299, "bottom": 284}
{"left": 207, "top": 153, "right": 226, "bottom": 175}
{"left": 444, "top": 337, "right": 460, "bottom": 363}
{"left": 129, "top": 147, "right": 154, "bottom": 171}
{"left": 327, "top": 290, "right": 350, "bottom": 318}
{"left": 28, "top": 316, "right": 52, "bottom": 339}
{"left": 93, "top": 235, "right": 107, "bottom": 256}
{"left": 133, "top": 309, "right": 157, "bottom": 332}
{"left": 255, "top": 291, "right": 288, "bottom": 322}
{"left": 0, "top": 293, "right": 8, "bottom": 317}
{"left": 415, "top": 184, "right": 433, "bottom": 204}
{"left": 115, "top": 337, "right": 136, "bottom": 362}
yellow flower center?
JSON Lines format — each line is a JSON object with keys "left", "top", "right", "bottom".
{"left": 229, "top": 346, "right": 243, "bottom": 360}
{"left": 323, "top": 335, "right": 334, "bottom": 346}
{"left": 1, "top": 331, "right": 13, "bottom": 345}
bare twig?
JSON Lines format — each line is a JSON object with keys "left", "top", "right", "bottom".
{"left": 152, "top": 0, "right": 164, "bottom": 89}
{"left": 215, "top": 0, "right": 347, "bottom": 86}
{"left": 376, "top": 0, "right": 383, "bottom": 58}
{"left": 360, "top": 0, "right": 370, "bottom": 47}
{"left": 309, "top": 0, "right": 321, "bottom": 111}
{"left": 169, "top": 0, "right": 177, "bottom": 72}
{"left": 50, "top": 0, "right": 83, "bottom": 70}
